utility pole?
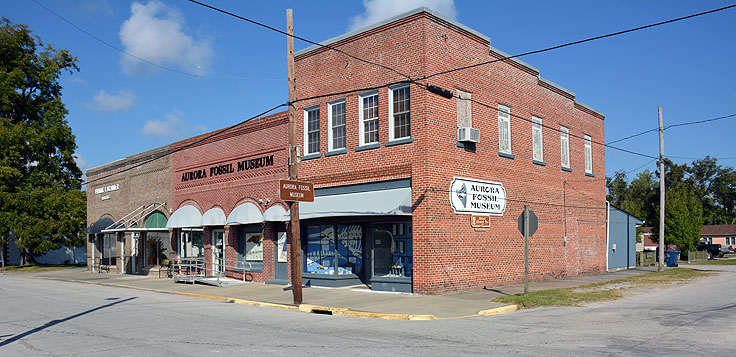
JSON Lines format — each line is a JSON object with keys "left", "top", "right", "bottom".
{"left": 523, "top": 205, "right": 530, "bottom": 295}
{"left": 658, "top": 106, "right": 665, "bottom": 271}
{"left": 286, "top": 9, "right": 302, "bottom": 305}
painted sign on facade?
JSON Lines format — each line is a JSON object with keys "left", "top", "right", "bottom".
{"left": 450, "top": 177, "right": 506, "bottom": 215}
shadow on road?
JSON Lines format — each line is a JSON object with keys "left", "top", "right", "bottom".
{"left": 0, "top": 296, "right": 137, "bottom": 347}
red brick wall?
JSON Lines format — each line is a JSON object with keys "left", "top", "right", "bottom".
{"left": 294, "top": 12, "right": 606, "bottom": 294}
{"left": 170, "top": 112, "right": 289, "bottom": 282}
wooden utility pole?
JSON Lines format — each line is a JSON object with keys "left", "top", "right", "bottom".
{"left": 658, "top": 106, "right": 665, "bottom": 271}
{"left": 286, "top": 9, "right": 302, "bottom": 305}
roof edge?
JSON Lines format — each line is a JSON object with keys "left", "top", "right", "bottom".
{"left": 574, "top": 100, "right": 606, "bottom": 118}
{"left": 295, "top": 7, "right": 490, "bottom": 57}
{"left": 539, "top": 76, "right": 575, "bottom": 98}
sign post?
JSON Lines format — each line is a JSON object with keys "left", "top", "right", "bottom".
{"left": 518, "top": 206, "right": 538, "bottom": 295}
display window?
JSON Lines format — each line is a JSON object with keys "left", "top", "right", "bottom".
{"left": 305, "top": 224, "right": 363, "bottom": 275}
{"left": 179, "top": 229, "right": 204, "bottom": 258}
{"left": 236, "top": 225, "right": 263, "bottom": 271}
{"left": 373, "top": 221, "right": 412, "bottom": 278}
{"left": 145, "top": 232, "right": 170, "bottom": 267}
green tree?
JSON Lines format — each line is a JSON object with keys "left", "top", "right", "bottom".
{"left": 0, "top": 18, "right": 85, "bottom": 265}
{"left": 661, "top": 184, "right": 703, "bottom": 253}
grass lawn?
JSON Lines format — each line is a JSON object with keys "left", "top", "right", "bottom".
{"left": 0, "top": 264, "right": 84, "bottom": 272}
{"left": 493, "top": 268, "right": 713, "bottom": 308}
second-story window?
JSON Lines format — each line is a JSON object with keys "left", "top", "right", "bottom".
{"left": 584, "top": 135, "right": 593, "bottom": 174}
{"left": 304, "top": 106, "right": 320, "bottom": 155}
{"left": 389, "top": 85, "right": 411, "bottom": 141}
{"left": 328, "top": 100, "right": 346, "bottom": 151}
{"left": 498, "top": 104, "right": 511, "bottom": 154}
{"left": 532, "top": 116, "right": 543, "bottom": 162}
{"left": 359, "top": 91, "right": 379, "bottom": 145}
{"left": 560, "top": 126, "right": 570, "bottom": 169}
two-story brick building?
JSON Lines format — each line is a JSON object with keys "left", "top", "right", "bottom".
{"left": 290, "top": 7, "right": 606, "bottom": 294}
{"left": 86, "top": 7, "right": 606, "bottom": 294}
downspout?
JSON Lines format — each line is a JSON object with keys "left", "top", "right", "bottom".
{"left": 606, "top": 201, "right": 610, "bottom": 272}
{"left": 91, "top": 236, "right": 95, "bottom": 272}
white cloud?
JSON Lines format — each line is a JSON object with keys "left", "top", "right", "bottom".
{"left": 140, "top": 109, "right": 185, "bottom": 138}
{"left": 348, "top": 0, "right": 457, "bottom": 32}
{"left": 74, "top": 153, "right": 89, "bottom": 182}
{"left": 119, "top": 1, "right": 213, "bottom": 76}
{"left": 88, "top": 89, "right": 137, "bottom": 111}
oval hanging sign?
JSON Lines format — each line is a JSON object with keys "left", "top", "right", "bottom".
{"left": 449, "top": 177, "right": 506, "bottom": 216}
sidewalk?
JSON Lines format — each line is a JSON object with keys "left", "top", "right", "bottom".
{"left": 27, "top": 267, "right": 657, "bottom": 320}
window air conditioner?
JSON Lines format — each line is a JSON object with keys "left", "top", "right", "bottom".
{"left": 458, "top": 127, "right": 480, "bottom": 143}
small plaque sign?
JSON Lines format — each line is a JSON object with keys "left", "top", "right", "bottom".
{"left": 471, "top": 214, "right": 491, "bottom": 228}
{"left": 279, "top": 179, "right": 314, "bottom": 202}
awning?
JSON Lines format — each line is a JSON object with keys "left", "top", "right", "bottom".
{"left": 297, "top": 187, "right": 412, "bottom": 219}
{"left": 226, "top": 202, "right": 263, "bottom": 225}
{"left": 202, "top": 207, "right": 226, "bottom": 226}
{"left": 166, "top": 205, "right": 203, "bottom": 228}
{"left": 263, "top": 205, "right": 288, "bottom": 222}
{"left": 86, "top": 217, "right": 115, "bottom": 235}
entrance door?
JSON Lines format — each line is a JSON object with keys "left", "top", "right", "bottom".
{"left": 274, "top": 231, "right": 288, "bottom": 281}
{"left": 212, "top": 230, "right": 224, "bottom": 276}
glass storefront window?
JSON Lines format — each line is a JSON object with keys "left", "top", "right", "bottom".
{"left": 336, "top": 225, "right": 362, "bottom": 275}
{"left": 102, "top": 233, "right": 117, "bottom": 265}
{"left": 373, "top": 222, "right": 412, "bottom": 278}
{"left": 305, "top": 224, "right": 363, "bottom": 275}
{"left": 180, "top": 229, "right": 204, "bottom": 258}
{"left": 305, "top": 225, "right": 335, "bottom": 274}
{"left": 145, "top": 232, "right": 170, "bottom": 267}
{"left": 236, "top": 229, "right": 264, "bottom": 270}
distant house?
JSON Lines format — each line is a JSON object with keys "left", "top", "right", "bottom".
{"left": 641, "top": 226, "right": 678, "bottom": 251}
{"left": 701, "top": 224, "right": 736, "bottom": 250}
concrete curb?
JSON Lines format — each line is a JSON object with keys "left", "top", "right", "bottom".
{"left": 478, "top": 304, "right": 519, "bottom": 316}
{"left": 30, "top": 275, "right": 517, "bottom": 320}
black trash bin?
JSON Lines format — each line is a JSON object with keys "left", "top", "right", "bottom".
{"left": 665, "top": 250, "right": 679, "bottom": 267}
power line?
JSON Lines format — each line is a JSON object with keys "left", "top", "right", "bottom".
{"left": 607, "top": 113, "right": 736, "bottom": 145}
{"left": 32, "top": 0, "right": 286, "bottom": 81}
{"left": 420, "top": 3, "right": 736, "bottom": 80}
{"left": 32, "top": 0, "right": 201, "bottom": 78}
{"left": 1, "top": 103, "right": 287, "bottom": 201}
{"left": 461, "top": 96, "right": 658, "bottom": 159}
{"left": 186, "top": 0, "right": 414, "bottom": 82}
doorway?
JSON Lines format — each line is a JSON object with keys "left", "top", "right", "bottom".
{"left": 274, "top": 231, "right": 288, "bottom": 281}
{"left": 212, "top": 229, "right": 224, "bottom": 276}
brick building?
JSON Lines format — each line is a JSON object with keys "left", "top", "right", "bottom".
{"left": 292, "top": 8, "right": 606, "bottom": 294}
{"left": 86, "top": 8, "right": 607, "bottom": 294}
{"left": 85, "top": 145, "right": 172, "bottom": 275}
{"left": 166, "top": 112, "right": 290, "bottom": 284}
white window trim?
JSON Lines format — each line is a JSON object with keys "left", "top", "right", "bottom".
{"left": 498, "top": 104, "right": 512, "bottom": 154}
{"left": 388, "top": 84, "right": 411, "bottom": 142}
{"left": 532, "top": 116, "right": 543, "bottom": 162}
{"left": 560, "top": 126, "right": 570, "bottom": 168}
{"left": 584, "top": 135, "right": 593, "bottom": 174}
{"left": 359, "top": 90, "right": 379, "bottom": 146}
{"left": 303, "top": 106, "right": 320, "bottom": 155}
{"left": 327, "top": 99, "right": 346, "bottom": 152}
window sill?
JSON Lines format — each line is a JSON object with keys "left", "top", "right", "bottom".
{"left": 385, "top": 137, "right": 413, "bottom": 147}
{"left": 561, "top": 166, "right": 572, "bottom": 172}
{"left": 585, "top": 172, "right": 595, "bottom": 177}
{"left": 532, "top": 160, "right": 546, "bottom": 166}
{"left": 498, "top": 151, "right": 515, "bottom": 159}
{"left": 324, "top": 148, "right": 347, "bottom": 157}
{"left": 355, "top": 143, "right": 381, "bottom": 152}
{"left": 301, "top": 152, "right": 322, "bottom": 161}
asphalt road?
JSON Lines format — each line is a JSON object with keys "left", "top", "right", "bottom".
{"left": 1, "top": 266, "right": 735, "bottom": 356}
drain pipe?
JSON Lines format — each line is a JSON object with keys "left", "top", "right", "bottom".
{"left": 606, "top": 201, "right": 610, "bottom": 272}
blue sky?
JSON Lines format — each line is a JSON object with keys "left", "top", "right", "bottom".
{"left": 3, "top": 0, "right": 735, "bottom": 184}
